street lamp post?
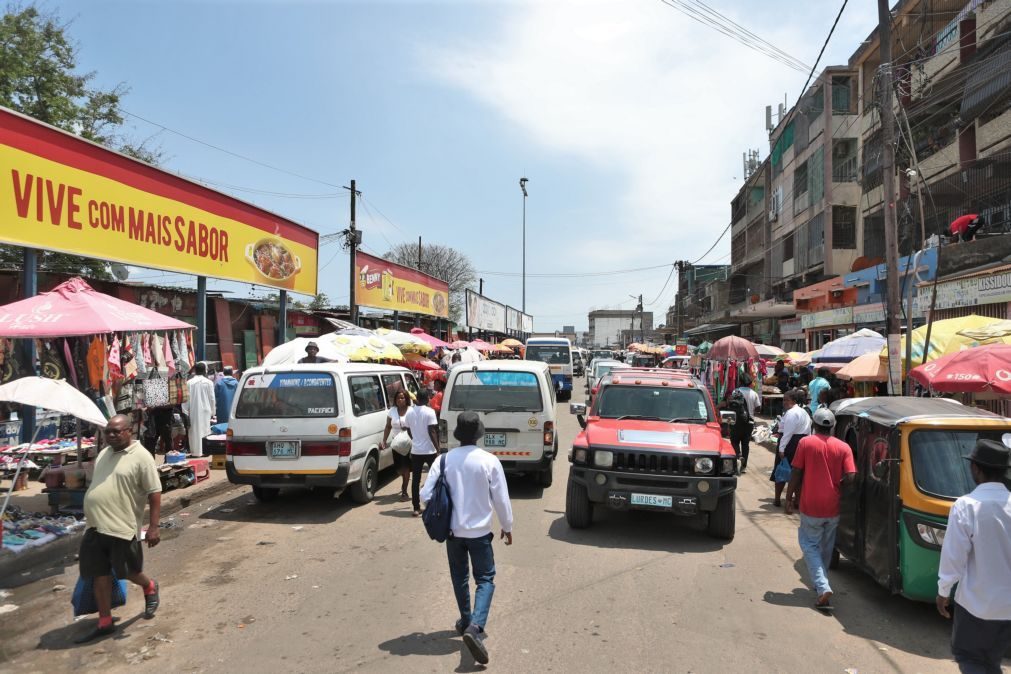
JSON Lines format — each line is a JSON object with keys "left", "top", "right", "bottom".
{"left": 520, "top": 177, "right": 528, "bottom": 313}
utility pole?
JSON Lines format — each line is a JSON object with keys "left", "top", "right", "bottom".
{"left": 344, "top": 179, "right": 361, "bottom": 325}
{"left": 638, "top": 294, "right": 644, "bottom": 343}
{"left": 417, "top": 236, "right": 423, "bottom": 272}
{"left": 877, "top": 0, "right": 903, "bottom": 393}
{"left": 520, "top": 177, "right": 528, "bottom": 313}
{"left": 479, "top": 278, "right": 484, "bottom": 296}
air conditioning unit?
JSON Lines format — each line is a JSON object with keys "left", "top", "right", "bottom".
{"left": 769, "top": 209, "right": 778, "bottom": 221}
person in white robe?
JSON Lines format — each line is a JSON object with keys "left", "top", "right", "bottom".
{"left": 182, "top": 362, "right": 216, "bottom": 457}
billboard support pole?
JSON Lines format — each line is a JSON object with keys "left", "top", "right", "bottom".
{"left": 18, "top": 247, "right": 37, "bottom": 444}
{"left": 196, "top": 276, "right": 207, "bottom": 362}
{"left": 348, "top": 179, "right": 359, "bottom": 326}
{"left": 278, "top": 290, "right": 288, "bottom": 347}
{"left": 392, "top": 310, "right": 399, "bottom": 331}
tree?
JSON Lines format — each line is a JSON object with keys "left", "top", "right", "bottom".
{"left": 308, "top": 292, "right": 330, "bottom": 311}
{"left": 384, "top": 242, "right": 477, "bottom": 324}
{"left": 0, "top": 4, "right": 163, "bottom": 280}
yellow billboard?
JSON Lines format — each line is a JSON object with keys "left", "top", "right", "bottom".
{"left": 356, "top": 252, "right": 449, "bottom": 318}
{"left": 0, "top": 108, "right": 318, "bottom": 295}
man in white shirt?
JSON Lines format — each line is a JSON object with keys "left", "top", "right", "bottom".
{"left": 773, "top": 389, "right": 811, "bottom": 507}
{"left": 421, "top": 411, "right": 513, "bottom": 666}
{"left": 182, "top": 362, "right": 215, "bottom": 457}
{"left": 405, "top": 389, "right": 440, "bottom": 516}
{"left": 936, "top": 439, "right": 1011, "bottom": 673}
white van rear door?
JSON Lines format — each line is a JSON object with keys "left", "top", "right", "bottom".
{"left": 445, "top": 369, "right": 547, "bottom": 461}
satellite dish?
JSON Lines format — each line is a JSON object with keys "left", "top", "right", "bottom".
{"left": 110, "top": 264, "right": 130, "bottom": 281}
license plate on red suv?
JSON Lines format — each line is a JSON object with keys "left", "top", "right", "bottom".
{"left": 630, "top": 493, "right": 673, "bottom": 508}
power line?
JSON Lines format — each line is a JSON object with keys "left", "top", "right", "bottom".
{"left": 645, "top": 264, "right": 677, "bottom": 306}
{"left": 477, "top": 262, "right": 674, "bottom": 278}
{"left": 121, "top": 109, "right": 344, "bottom": 189}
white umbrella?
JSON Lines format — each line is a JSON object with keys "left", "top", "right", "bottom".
{"left": 0, "top": 377, "right": 108, "bottom": 523}
{"left": 374, "top": 328, "right": 433, "bottom": 355}
{"left": 262, "top": 337, "right": 352, "bottom": 366}
{"left": 0, "top": 376, "right": 107, "bottom": 427}
{"left": 455, "top": 346, "right": 484, "bottom": 364}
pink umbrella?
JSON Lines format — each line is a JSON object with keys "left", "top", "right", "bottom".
{"left": 470, "top": 339, "right": 495, "bottom": 353}
{"left": 909, "top": 344, "right": 1011, "bottom": 394}
{"left": 448, "top": 340, "right": 471, "bottom": 349}
{"left": 409, "top": 327, "right": 450, "bottom": 349}
{"left": 707, "top": 335, "right": 759, "bottom": 361}
{"left": 0, "top": 277, "right": 193, "bottom": 337}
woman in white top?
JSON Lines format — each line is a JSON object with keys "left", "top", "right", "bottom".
{"left": 381, "top": 388, "right": 412, "bottom": 501}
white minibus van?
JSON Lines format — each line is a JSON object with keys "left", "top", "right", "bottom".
{"left": 226, "top": 363, "right": 420, "bottom": 502}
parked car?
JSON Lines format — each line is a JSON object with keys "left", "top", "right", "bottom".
{"left": 566, "top": 369, "right": 738, "bottom": 539}
{"left": 226, "top": 363, "right": 420, "bottom": 503}
{"left": 572, "top": 350, "right": 586, "bottom": 377}
{"left": 441, "top": 361, "right": 557, "bottom": 487}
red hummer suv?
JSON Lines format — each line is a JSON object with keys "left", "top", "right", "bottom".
{"left": 566, "top": 370, "right": 738, "bottom": 540}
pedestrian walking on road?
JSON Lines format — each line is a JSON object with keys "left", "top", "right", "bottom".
{"left": 936, "top": 439, "right": 1011, "bottom": 674}
{"left": 720, "top": 374, "right": 760, "bottom": 473}
{"left": 214, "top": 365, "right": 238, "bottom": 424}
{"left": 785, "top": 409, "right": 856, "bottom": 612}
{"left": 772, "top": 389, "right": 811, "bottom": 507}
{"left": 405, "top": 389, "right": 440, "bottom": 516}
{"left": 420, "top": 411, "right": 513, "bottom": 666}
{"left": 183, "top": 362, "right": 215, "bottom": 457}
{"left": 807, "top": 368, "right": 830, "bottom": 416}
{"left": 75, "top": 415, "right": 162, "bottom": 643}
{"left": 381, "top": 387, "right": 412, "bottom": 501}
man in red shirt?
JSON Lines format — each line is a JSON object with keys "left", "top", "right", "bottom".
{"left": 785, "top": 408, "right": 856, "bottom": 612}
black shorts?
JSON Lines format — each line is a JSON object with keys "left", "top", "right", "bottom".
{"left": 392, "top": 450, "right": 411, "bottom": 470}
{"left": 79, "top": 528, "right": 143, "bottom": 579}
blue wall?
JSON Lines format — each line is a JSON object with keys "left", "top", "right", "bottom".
{"left": 843, "top": 247, "right": 937, "bottom": 305}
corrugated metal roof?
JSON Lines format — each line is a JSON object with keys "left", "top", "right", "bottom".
{"left": 939, "top": 263, "right": 1011, "bottom": 282}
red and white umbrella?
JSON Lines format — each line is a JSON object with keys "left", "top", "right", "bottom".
{"left": 707, "top": 335, "right": 758, "bottom": 361}
{"left": 909, "top": 344, "right": 1011, "bottom": 395}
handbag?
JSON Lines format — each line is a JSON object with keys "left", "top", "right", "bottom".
{"left": 390, "top": 430, "right": 412, "bottom": 456}
{"left": 114, "top": 381, "right": 135, "bottom": 412}
{"left": 72, "top": 573, "right": 127, "bottom": 616}
{"left": 167, "top": 374, "right": 189, "bottom": 405}
{"left": 142, "top": 370, "right": 169, "bottom": 408}
{"left": 422, "top": 455, "right": 453, "bottom": 543}
{"left": 773, "top": 456, "right": 793, "bottom": 483}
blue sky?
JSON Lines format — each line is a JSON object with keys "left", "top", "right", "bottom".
{"left": 49, "top": 0, "right": 878, "bottom": 331}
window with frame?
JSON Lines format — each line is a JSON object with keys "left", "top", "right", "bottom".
{"left": 783, "top": 233, "right": 795, "bottom": 261}
{"left": 349, "top": 375, "right": 385, "bottom": 416}
{"left": 793, "top": 162, "right": 809, "bottom": 198}
{"left": 832, "top": 76, "right": 854, "bottom": 114}
{"left": 833, "top": 206, "right": 857, "bottom": 249}
{"left": 382, "top": 374, "right": 407, "bottom": 407}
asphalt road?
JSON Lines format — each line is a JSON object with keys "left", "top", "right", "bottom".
{"left": 1, "top": 377, "right": 962, "bottom": 672}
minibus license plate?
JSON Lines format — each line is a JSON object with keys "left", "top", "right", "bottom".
{"left": 484, "top": 433, "right": 506, "bottom": 447}
{"left": 630, "top": 493, "right": 672, "bottom": 508}
{"left": 270, "top": 441, "right": 300, "bottom": 459}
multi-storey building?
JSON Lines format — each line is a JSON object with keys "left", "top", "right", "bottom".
{"left": 587, "top": 309, "right": 654, "bottom": 348}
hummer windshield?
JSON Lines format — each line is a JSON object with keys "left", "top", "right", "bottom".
{"left": 596, "top": 385, "right": 710, "bottom": 422}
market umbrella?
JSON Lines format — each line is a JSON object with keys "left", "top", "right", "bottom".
{"left": 261, "top": 337, "right": 352, "bottom": 366}
{"left": 909, "top": 344, "right": 1011, "bottom": 394}
{"left": 0, "top": 377, "right": 108, "bottom": 524}
{"left": 886, "top": 314, "right": 1004, "bottom": 372}
{"left": 375, "top": 328, "right": 434, "bottom": 354}
{"left": 327, "top": 333, "right": 403, "bottom": 361}
{"left": 834, "top": 351, "right": 888, "bottom": 382}
{"left": 470, "top": 339, "right": 495, "bottom": 353}
{"left": 410, "top": 327, "right": 451, "bottom": 349}
{"left": 754, "top": 344, "right": 786, "bottom": 359}
{"left": 455, "top": 346, "right": 484, "bottom": 363}
{"left": 707, "top": 336, "right": 758, "bottom": 361}
{"left": 401, "top": 352, "right": 442, "bottom": 371}
{"left": 814, "top": 329, "right": 886, "bottom": 365}
{"left": 696, "top": 341, "right": 712, "bottom": 355}
{"left": 792, "top": 350, "right": 819, "bottom": 366}
{"left": 956, "top": 320, "right": 1011, "bottom": 343}
{"left": 0, "top": 277, "right": 192, "bottom": 337}
{"left": 448, "top": 340, "right": 471, "bottom": 349}
{"left": 501, "top": 338, "right": 523, "bottom": 348}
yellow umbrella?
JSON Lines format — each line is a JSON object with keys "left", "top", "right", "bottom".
{"left": 374, "top": 328, "right": 433, "bottom": 354}
{"left": 501, "top": 338, "right": 523, "bottom": 348}
{"left": 883, "top": 314, "right": 1006, "bottom": 372}
{"left": 325, "top": 333, "right": 403, "bottom": 361}
{"left": 834, "top": 351, "right": 887, "bottom": 382}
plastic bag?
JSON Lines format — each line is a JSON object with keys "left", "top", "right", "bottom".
{"left": 390, "top": 430, "right": 412, "bottom": 456}
{"left": 773, "top": 456, "right": 793, "bottom": 483}
{"left": 72, "top": 574, "right": 128, "bottom": 616}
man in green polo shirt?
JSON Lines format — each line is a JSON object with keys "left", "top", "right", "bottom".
{"left": 76, "top": 414, "right": 163, "bottom": 643}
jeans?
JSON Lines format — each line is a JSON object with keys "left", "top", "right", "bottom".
{"left": 411, "top": 453, "right": 437, "bottom": 511}
{"left": 798, "top": 514, "right": 839, "bottom": 597}
{"left": 447, "top": 533, "right": 496, "bottom": 630}
{"left": 730, "top": 423, "right": 753, "bottom": 469}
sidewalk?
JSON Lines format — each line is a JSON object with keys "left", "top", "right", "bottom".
{"left": 0, "top": 459, "right": 236, "bottom": 588}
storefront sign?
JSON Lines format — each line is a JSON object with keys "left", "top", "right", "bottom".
{"left": 916, "top": 269, "right": 1011, "bottom": 313}
{"left": 506, "top": 307, "right": 520, "bottom": 332}
{"left": 852, "top": 302, "right": 886, "bottom": 325}
{"left": 779, "top": 317, "right": 804, "bottom": 339}
{"left": 800, "top": 306, "right": 853, "bottom": 329}
{"left": 0, "top": 109, "right": 318, "bottom": 294}
{"left": 465, "top": 290, "right": 506, "bottom": 332}
{"left": 521, "top": 313, "right": 534, "bottom": 334}
{"left": 355, "top": 251, "right": 449, "bottom": 318}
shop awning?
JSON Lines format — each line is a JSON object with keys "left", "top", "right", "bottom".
{"left": 684, "top": 323, "right": 736, "bottom": 336}
{"left": 729, "top": 300, "right": 795, "bottom": 321}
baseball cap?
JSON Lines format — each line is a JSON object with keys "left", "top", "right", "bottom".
{"left": 812, "top": 408, "right": 835, "bottom": 429}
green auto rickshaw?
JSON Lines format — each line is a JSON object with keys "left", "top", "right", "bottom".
{"left": 829, "top": 396, "right": 1011, "bottom": 602}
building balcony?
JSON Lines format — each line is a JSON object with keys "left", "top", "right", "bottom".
{"left": 979, "top": 0, "right": 1011, "bottom": 43}
{"left": 978, "top": 107, "right": 1011, "bottom": 157}
{"left": 832, "top": 155, "right": 858, "bottom": 182}
{"left": 911, "top": 47, "right": 960, "bottom": 104}
{"left": 919, "top": 139, "right": 959, "bottom": 181}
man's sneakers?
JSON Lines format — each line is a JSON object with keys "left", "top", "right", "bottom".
{"left": 815, "top": 591, "right": 834, "bottom": 613}
{"left": 143, "top": 580, "right": 160, "bottom": 619}
{"left": 462, "top": 624, "right": 489, "bottom": 665}
{"left": 455, "top": 618, "right": 469, "bottom": 636}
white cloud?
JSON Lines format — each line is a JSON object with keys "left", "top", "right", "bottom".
{"left": 422, "top": 0, "right": 876, "bottom": 328}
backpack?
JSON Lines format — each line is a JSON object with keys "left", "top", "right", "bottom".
{"left": 422, "top": 454, "right": 453, "bottom": 543}
{"left": 728, "top": 390, "right": 752, "bottom": 427}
